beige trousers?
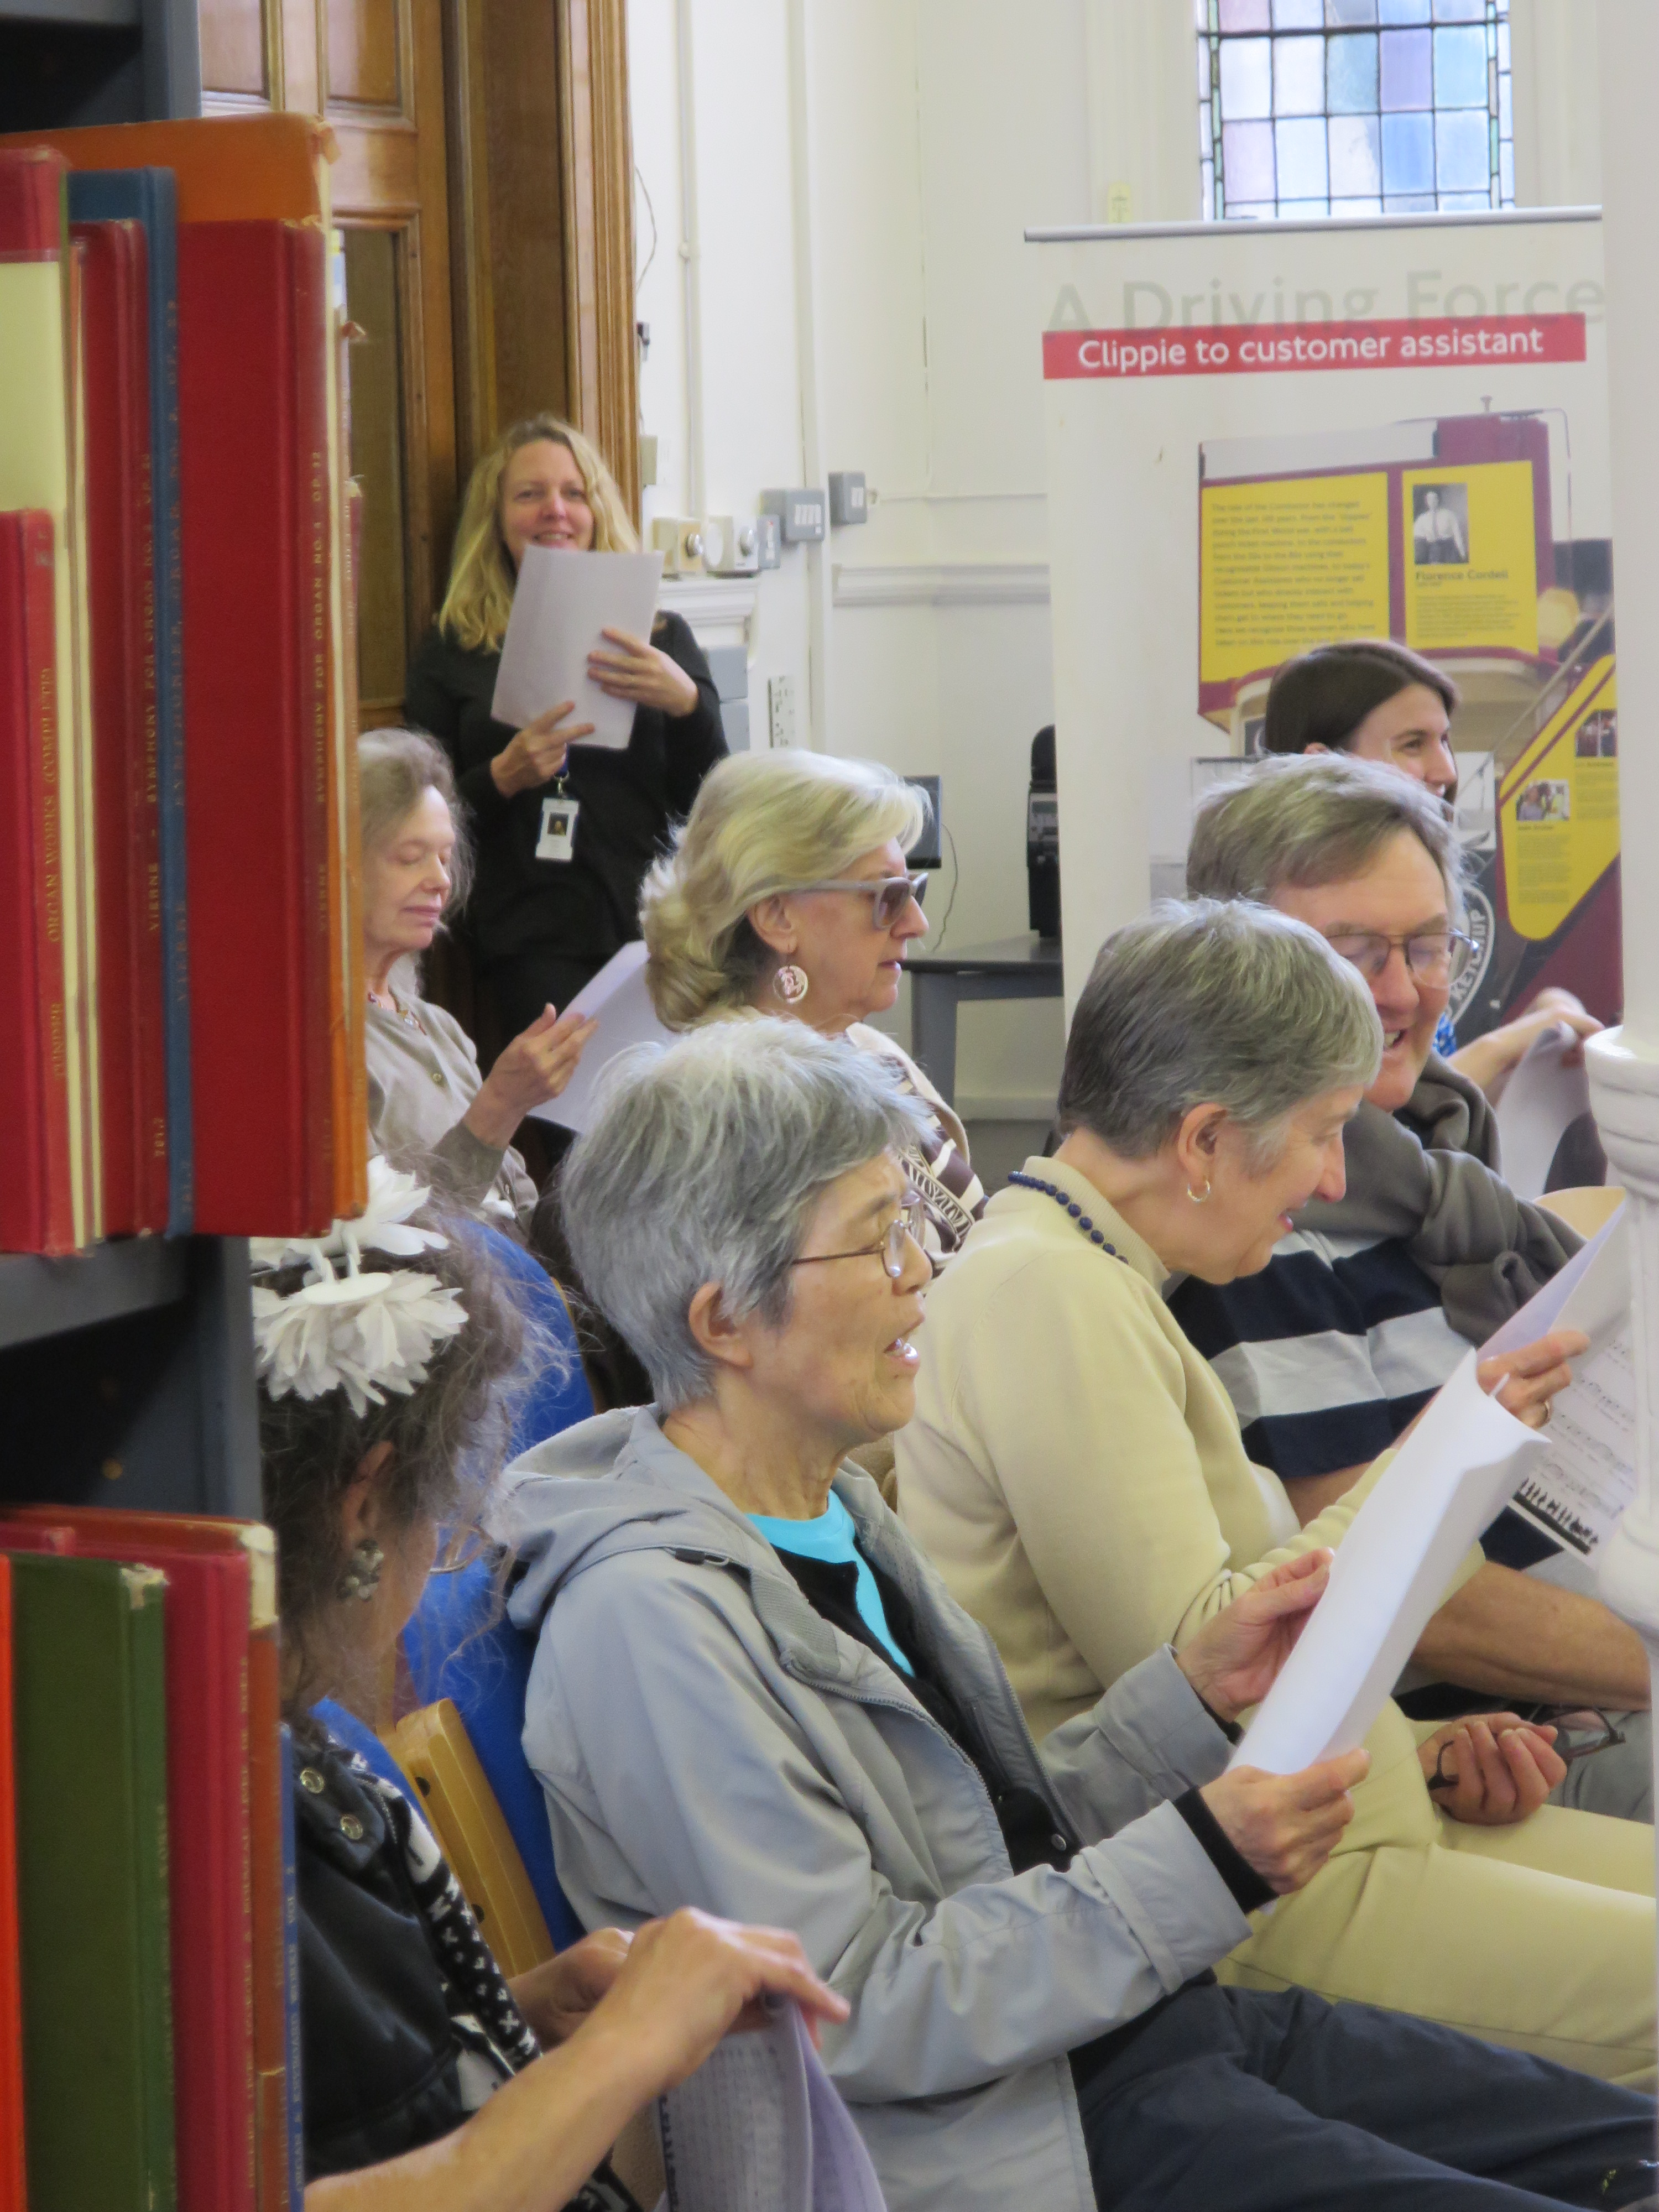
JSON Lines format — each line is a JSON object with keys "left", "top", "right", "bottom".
{"left": 1215, "top": 1703, "right": 1657, "bottom": 2089}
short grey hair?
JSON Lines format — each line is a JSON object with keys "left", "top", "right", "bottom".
{"left": 1186, "top": 752, "right": 1463, "bottom": 919}
{"left": 560, "top": 1020, "right": 930, "bottom": 1410}
{"left": 359, "top": 727, "right": 474, "bottom": 916}
{"left": 1057, "top": 899, "right": 1381, "bottom": 1162}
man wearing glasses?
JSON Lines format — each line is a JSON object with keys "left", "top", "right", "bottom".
{"left": 1174, "top": 754, "right": 1649, "bottom": 1822}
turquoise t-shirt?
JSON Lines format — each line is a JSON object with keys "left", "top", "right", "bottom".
{"left": 749, "top": 1493, "right": 915, "bottom": 1676}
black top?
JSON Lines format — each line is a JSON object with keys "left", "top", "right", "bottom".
{"left": 404, "top": 611, "right": 726, "bottom": 967}
{"left": 769, "top": 1546, "right": 1270, "bottom": 1910}
{"left": 295, "top": 1735, "right": 638, "bottom": 2206}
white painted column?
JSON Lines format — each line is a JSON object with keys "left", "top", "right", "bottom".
{"left": 1589, "top": 1, "right": 1659, "bottom": 1900}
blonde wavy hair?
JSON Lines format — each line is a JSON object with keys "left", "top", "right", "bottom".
{"left": 437, "top": 414, "right": 639, "bottom": 654}
{"left": 640, "top": 751, "right": 929, "bottom": 1029}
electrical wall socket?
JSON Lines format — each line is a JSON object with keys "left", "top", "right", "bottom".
{"left": 768, "top": 674, "right": 797, "bottom": 748}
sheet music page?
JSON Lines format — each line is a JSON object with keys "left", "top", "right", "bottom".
{"left": 1481, "top": 1206, "right": 1634, "bottom": 1556}
{"left": 528, "top": 942, "right": 672, "bottom": 1134}
{"left": 1491, "top": 1023, "right": 1592, "bottom": 1200}
{"left": 1233, "top": 1356, "right": 1545, "bottom": 1776}
{"left": 490, "top": 545, "right": 665, "bottom": 747}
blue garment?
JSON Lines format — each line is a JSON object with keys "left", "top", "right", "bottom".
{"left": 749, "top": 1493, "right": 915, "bottom": 1676}
{"left": 1433, "top": 1010, "right": 1458, "bottom": 1058}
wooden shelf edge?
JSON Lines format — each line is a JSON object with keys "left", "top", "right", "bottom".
{"left": 0, "top": 1236, "right": 189, "bottom": 1350}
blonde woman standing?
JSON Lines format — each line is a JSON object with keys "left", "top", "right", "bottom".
{"left": 639, "top": 750, "right": 986, "bottom": 1271}
{"left": 405, "top": 415, "right": 726, "bottom": 1037}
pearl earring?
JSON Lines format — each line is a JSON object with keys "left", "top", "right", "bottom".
{"left": 337, "top": 1538, "right": 385, "bottom": 1601}
{"left": 773, "top": 963, "right": 810, "bottom": 1006}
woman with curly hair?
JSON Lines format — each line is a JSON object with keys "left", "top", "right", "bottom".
{"left": 253, "top": 1162, "right": 844, "bottom": 2204}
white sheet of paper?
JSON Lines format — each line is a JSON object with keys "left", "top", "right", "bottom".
{"left": 528, "top": 941, "right": 672, "bottom": 1134}
{"left": 1232, "top": 1355, "right": 1545, "bottom": 1776}
{"left": 659, "top": 2002, "right": 886, "bottom": 2212}
{"left": 1491, "top": 1023, "right": 1592, "bottom": 1200}
{"left": 489, "top": 545, "right": 665, "bottom": 747}
{"left": 1483, "top": 1205, "right": 1635, "bottom": 1557}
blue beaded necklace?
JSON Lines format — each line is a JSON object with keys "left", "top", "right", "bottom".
{"left": 1007, "top": 1171, "right": 1127, "bottom": 1261}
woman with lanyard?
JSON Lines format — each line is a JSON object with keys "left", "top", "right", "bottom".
{"left": 406, "top": 415, "right": 727, "bottom": 1043}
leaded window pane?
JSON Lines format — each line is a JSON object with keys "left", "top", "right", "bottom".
{"left": 1275, "top": 34, "right": 1328, "bottom": 111}
{"left": 1203, "top": 0, "right": 1508, "bottom": 218}
{"left": 1328, "top": 111, "right": 1383, "bottom": 193}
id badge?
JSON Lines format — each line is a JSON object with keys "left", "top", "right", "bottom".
{"left": 535, "top": 794, "right": 579, "bottom": 863}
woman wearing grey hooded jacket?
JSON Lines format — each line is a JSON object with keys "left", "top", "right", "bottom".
{"left": 493, "top": 1020, "right": 1655, "bottom": 2212}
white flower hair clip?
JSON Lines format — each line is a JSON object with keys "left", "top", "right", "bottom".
{"left": 251, "top": 1157, "right": 469, "bottom": 1416}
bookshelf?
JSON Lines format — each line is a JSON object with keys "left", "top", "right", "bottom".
{"left": 0, "top": 0, "right": 199, "bottom": 134}
{"left": 0, "top": 0, "right": 261, "bottom": 1527}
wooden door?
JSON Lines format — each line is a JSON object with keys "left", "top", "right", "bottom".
{"left": 199, "top": 0, "right": 458, "bottom": 725}
{"left": 196, "top": 0, "right": 637, "bottom": 726}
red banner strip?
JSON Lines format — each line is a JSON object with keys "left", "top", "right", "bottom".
{"left": 1044, "top": 314, "right": 1587, "bottom": 380}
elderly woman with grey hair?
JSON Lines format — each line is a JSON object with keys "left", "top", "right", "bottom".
{"left": 493, "top": 1017, "right": 1658, "bottom": 2212}
{"left": 1172, "top": 754, "right": 1649, "bottom": 1822}
{"left": 899, "top": 899, "right": 1656, "bottom": 2088}
{"left": 359, "top": 729, "right": 596, "bottom": 1226}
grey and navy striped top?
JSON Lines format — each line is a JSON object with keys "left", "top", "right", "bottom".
{"left": 1168, "top": 1225, "right": 1464, "bottom": 1487}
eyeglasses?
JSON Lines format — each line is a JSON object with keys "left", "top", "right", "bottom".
{"left": 1425, "top": 1707, "right": 1626, "bottom": 1796}
{"left": 791, "top": 874, "right": 929, "bottom": 930}
{"left": 792, "top": 1192, "right": 927, "bottom": 1281}
{"left": 1323, "top": 927, "right": 1478, "bottom": 984}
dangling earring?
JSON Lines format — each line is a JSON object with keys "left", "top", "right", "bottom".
{"left": 337, "top": 1538, "right": 385, "bottom": 1601}
{"left": 1186, "top": 1180, "right": 1213, "bottom": 1205}
{"left": 773, "top": 963, "right": 810, "bottom": 1006}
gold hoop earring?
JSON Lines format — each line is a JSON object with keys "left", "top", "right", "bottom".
{"left": 1186, "top": 1180, "right": 1213, "bottom": 1205}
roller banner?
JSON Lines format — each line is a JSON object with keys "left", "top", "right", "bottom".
{"left": 1032, "top": 211, "right": 1617, "bottom": 1041}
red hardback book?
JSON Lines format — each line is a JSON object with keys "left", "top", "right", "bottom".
{"left": 0, "top": 1558, "right": 24, "bottom": 2212}
{"left": 73, "top": 214, "right": 168, "bottom": 1234}
{"left": 0, "top": 1506, "right": 265, "bottom": 2212}
{"left": 0, "top": 510, "right": 74, "bottom": 1254}
{"left": 177, "top": 218, "right": 333, "bottom": 1234}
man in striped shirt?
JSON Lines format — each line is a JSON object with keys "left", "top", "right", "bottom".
{"left": 1172, "top": 757, "right": 1650, "bottom": 1820}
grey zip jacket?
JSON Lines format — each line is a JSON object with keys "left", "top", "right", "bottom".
{"left": 498, "top": 1408, "right": 1255, "bottom": 2212}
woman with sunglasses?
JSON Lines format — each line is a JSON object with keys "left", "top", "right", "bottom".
{"left": 638, "top": 750, "right": 986, "bottom": 1274}
{"left": 1173, "top": 754, "right": 1650, "bottom": 1822}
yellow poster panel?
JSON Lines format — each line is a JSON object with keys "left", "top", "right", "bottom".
{"left": 1199, "top": 472, "right": 1389, "bottom": 687}
{"left": 1401, "top": 462, "right": 1538, "bottom": 656}
{"left": 1498, "top": 660, "right": 1619, "bottom": 942}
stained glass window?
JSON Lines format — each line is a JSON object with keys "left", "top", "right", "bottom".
{"left": 1198, "top": 0, "right": 1513, "bottom": 222}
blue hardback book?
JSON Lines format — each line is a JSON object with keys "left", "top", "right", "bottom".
{"left": 279, "top": 1723, "right": 305, "bottom": 2205}
{"left": 65, "top": 166, "right": 194, "bottom": 1233}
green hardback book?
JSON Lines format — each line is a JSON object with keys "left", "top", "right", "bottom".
{"left": 9, "top": 1551, "right": 177, "bottom": 2210}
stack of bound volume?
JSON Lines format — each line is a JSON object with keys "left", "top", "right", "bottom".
{"left": 0, "top": 1509, "right": 300, "bottom": 2212}
{"left": 0, "top": 114, "right": 368, "bottom": 1250}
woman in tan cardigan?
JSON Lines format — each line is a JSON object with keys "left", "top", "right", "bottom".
{"left": 898, "top": 899, "right": 1656, "bottom": 2085}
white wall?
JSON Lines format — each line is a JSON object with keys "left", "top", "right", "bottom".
{"left": 628, "top": 0, "right": 1600, "bottom": 1113}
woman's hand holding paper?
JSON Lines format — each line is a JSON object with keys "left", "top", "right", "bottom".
{"left": 1198, "top": 1751, "right": 1370, "bottom": 1896}
{"left": 1178, "top": 1551, "right": 1334, "bottom": 1724}
{"left": 489, "top": 698, "right": 596, "bottom": 796}
{"left": 1419, "top": 1714, "right": 1566, "bottom": 1825}
{"left": 588, "top": 627, "right": 700, "bottom": 718}
{"left": 1474, "top": 1329, "right": 1589, "bottom": 1431}
{"left": 463, "top": 1004, "right": 598, "bottom": 1147}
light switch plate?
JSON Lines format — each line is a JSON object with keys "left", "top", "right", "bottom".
{"left": 759, "top": 488, "right": 826, "bottom": 544}
{"left": 828, "top": 471, "right": 868, "bottom": 526}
